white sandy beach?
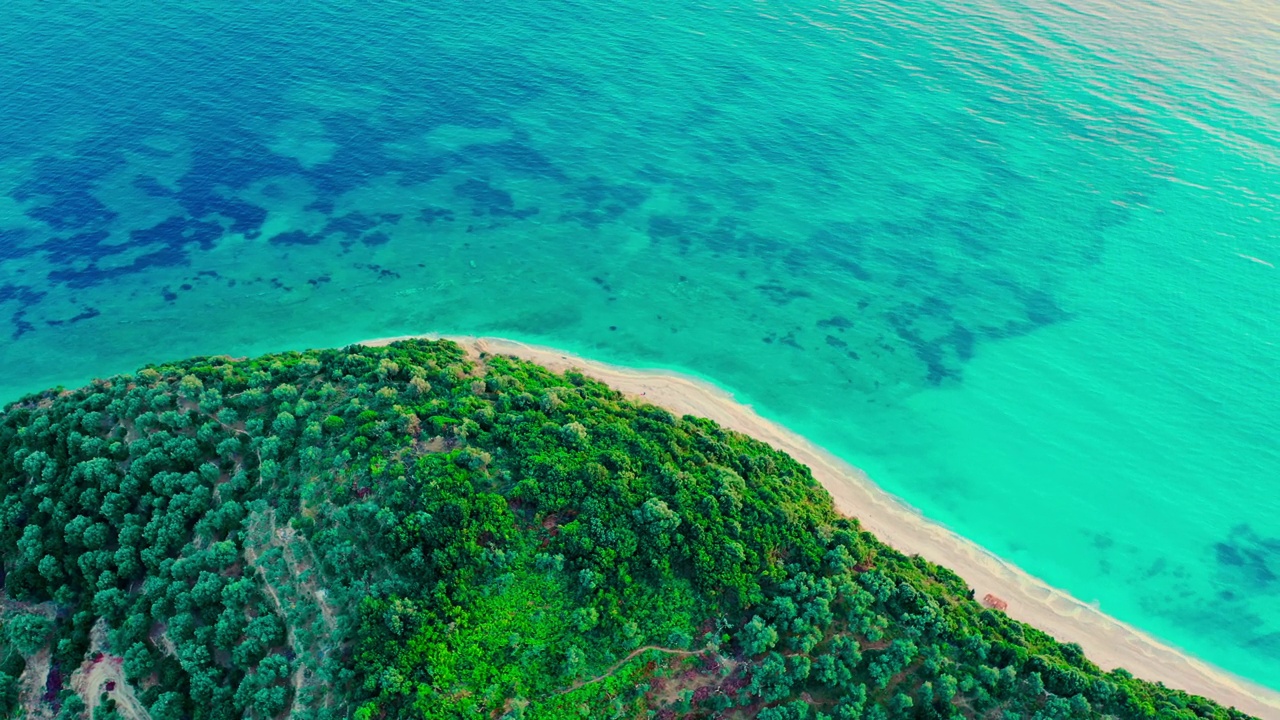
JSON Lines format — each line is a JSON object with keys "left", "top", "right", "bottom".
{"left": 363, "top": 334, "right": 1280, "bottom": 719}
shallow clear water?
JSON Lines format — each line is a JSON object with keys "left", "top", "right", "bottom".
{"left": 2, "top": 0, "right": 1278, "bottom": 690}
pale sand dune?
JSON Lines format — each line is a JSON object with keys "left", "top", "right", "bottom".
{"left": 361, "top": 334, "right": 1280, "bottom": 719}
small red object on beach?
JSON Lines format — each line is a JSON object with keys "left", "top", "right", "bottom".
{"left": 982, "top": 593, "right": 1009, "bottom": 612}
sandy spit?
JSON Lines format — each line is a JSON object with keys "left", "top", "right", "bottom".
{"left": 360, "top": 334, "right": 1280, "bottom": 719}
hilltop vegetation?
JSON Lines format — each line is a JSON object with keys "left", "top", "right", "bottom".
{"left": 0, "top": 339, "right": 1255, "bottom": 719}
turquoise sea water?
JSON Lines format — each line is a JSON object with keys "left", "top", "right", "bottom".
{"left": 1, "top": 0, "right": 1278, "bottom": 692}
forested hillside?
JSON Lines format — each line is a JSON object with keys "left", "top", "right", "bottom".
{"left": 0, "top": 340, "right": 1255, "bottom": 719}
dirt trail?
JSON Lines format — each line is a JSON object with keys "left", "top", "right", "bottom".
{"left": 242, "top": 512, "right": 296, "bottom": 642}
{"left": 4, "top": 591, "right": 59, "bottom": 719}
{"left": 75, "top": 657, "right": 151, "bottom": 720}
{"left": 71, "top": 621, "right": 151, "bottom": 720}
{"left": 242, "top": 508, "right": 340, "bottom": 714}
{"left": 555, "top": 645, "right": 710, "bottom": 696}
{"left": 314, "top": 588, "right": 336, "bottom": 631}
{"left": 17, "top": 647, "right": 52, "bottom": 720}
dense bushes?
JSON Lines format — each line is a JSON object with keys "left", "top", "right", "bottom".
{"left": 0, "top": 340, "right": 1256, "bottom": 719}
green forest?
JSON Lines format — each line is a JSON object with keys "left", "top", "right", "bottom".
{"left": 0, "top": 339, "right": 1256, "bottom": 719}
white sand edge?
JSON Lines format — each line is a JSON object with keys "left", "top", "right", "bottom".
{"left": 361, "top": 333, "right": 1280, "bottom": 719}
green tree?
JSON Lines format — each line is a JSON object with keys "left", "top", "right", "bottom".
{"left": 6, "top": 613, "right": 54, "bottom": 655}
{"left": 740, "top": 615, "right": 779, "bottom": 655}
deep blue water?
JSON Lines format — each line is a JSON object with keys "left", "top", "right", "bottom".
{"left": 1, "top": 0, "right": 1278, "bottom": 692}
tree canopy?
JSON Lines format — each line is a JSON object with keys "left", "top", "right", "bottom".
{"left": 0, "top": 339, "right": 1256, "bottom": 719}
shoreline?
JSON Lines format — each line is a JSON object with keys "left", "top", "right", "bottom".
{"left": 361, "top": 333, "right": 1280, "bottom": 719}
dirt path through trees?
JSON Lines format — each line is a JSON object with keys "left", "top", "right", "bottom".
{"left": 71, "top": 622, "right": 151, "bottom": 720}
{"left": 75, "top": 657, "right": 151, "bottom": 720}
{"left": 554, "top": 645, "right": 710, "bottom": 696}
